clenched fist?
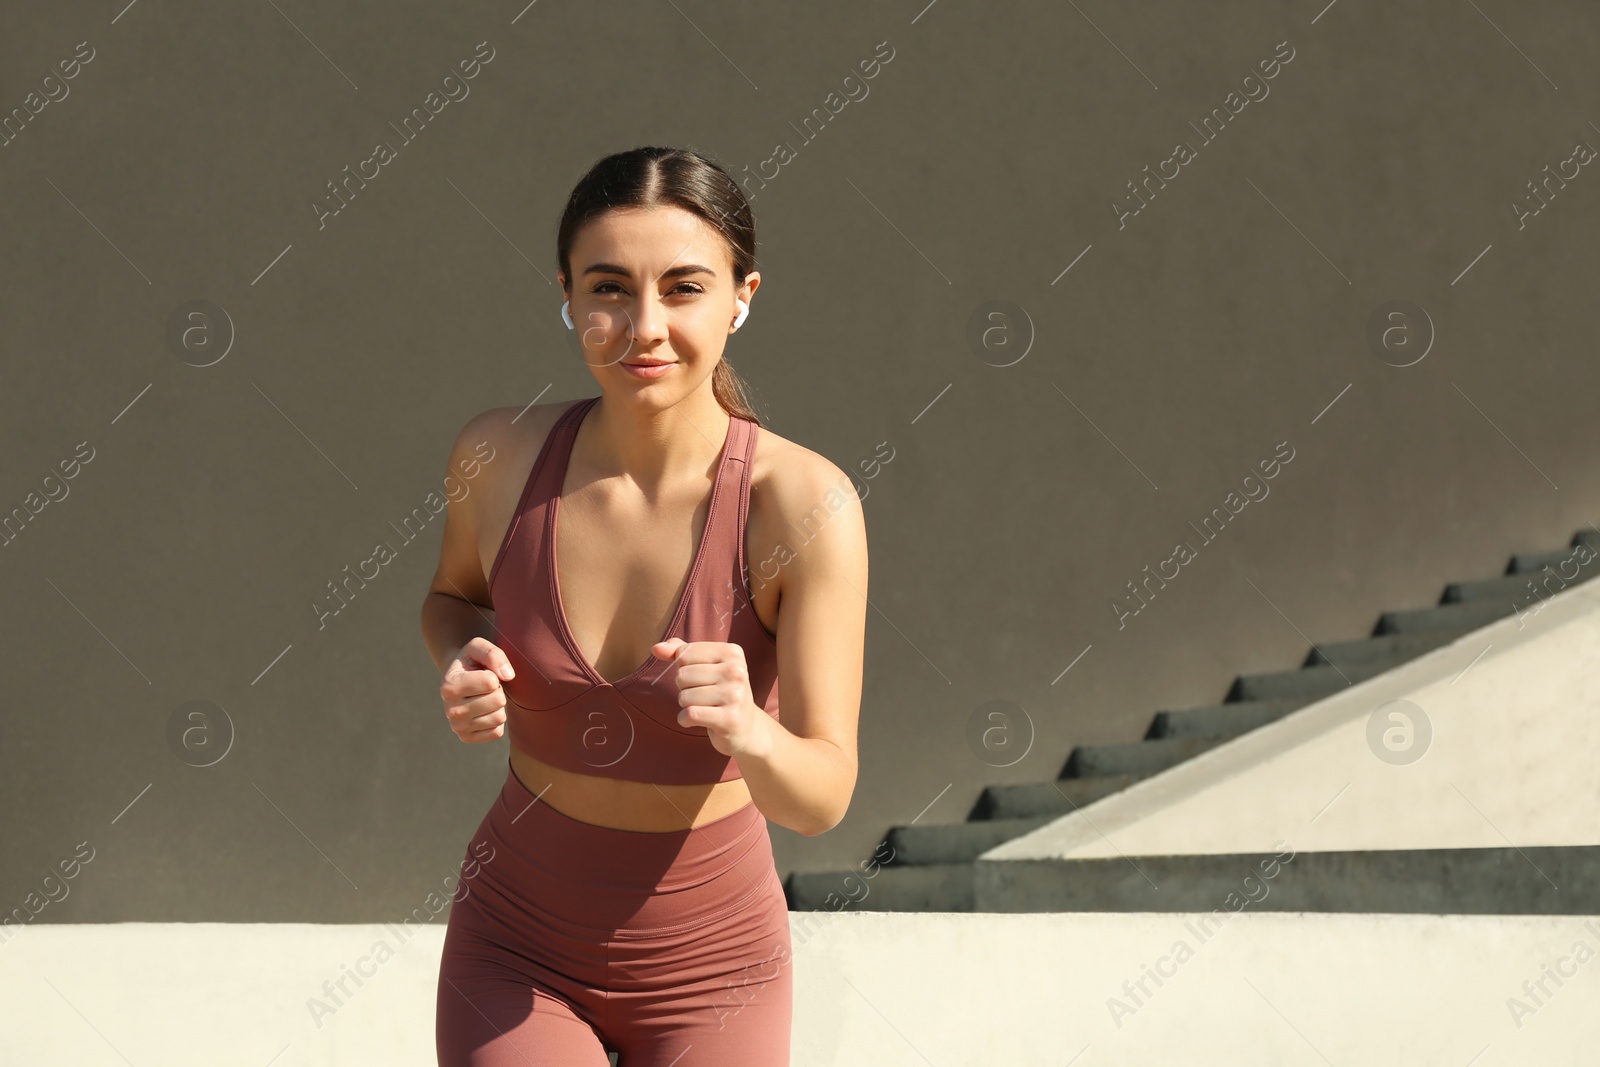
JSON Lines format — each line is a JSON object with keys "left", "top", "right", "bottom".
{"left": 440, "top": 637, "right": 517, "bottom": 743}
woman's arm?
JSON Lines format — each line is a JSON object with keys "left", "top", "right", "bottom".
{"left": 421, "top": 409, "right": 504, "bottom": 675}
{"left": 733, "top": 453, "right": 868, "bottom": 837}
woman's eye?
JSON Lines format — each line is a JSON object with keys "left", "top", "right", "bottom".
{"left": 589, "top": 282, "right": 704, "bottom": 296}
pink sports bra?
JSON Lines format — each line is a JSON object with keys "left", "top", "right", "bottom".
{"left": 487, "top": 396, "right": 780, "bottom": 785}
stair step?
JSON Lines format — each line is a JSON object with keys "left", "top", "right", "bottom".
{"left": 1227, "top": 658, "right": 1393, "bottom": 702}
{"left": 1374, "top": 597, "right": 1518, "bottom": 635}
{"left": 1061, "top": 736, "right": 1224, "bottom": 779}
{"left": 793, "top": 846, "right": 1600, "bottom": 914}
{"left": 1506, "top": 529, "right": 1597, "bottom": 573}
{"left": 972, "top": 773, "right": 1148, "bottom": 820}
{"left": 1303, "top": 627, "right": 1469, "bottom": 668}
{"left": 1145, "top": 698, "right": 1306, "bottom": 740}
{"left": 1511, "top": 549, "right": 1571, "bottom": 572}
{"left": 1447, "top": 560, "right": 1600, "bottom": 603}
{"left": 786, "top": 863, "right": 973, "bottom": 912}
{"left": 973, "top": 845, "right": 1600, "bottom": 915}
{"left": 884, "top": 816, "right": 1058, "bottom": 865}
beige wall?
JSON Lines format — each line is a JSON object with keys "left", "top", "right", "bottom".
{"left": 4, "top": 1, "right": 1600, "bottom": 925}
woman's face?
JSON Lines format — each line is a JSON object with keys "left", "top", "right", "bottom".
{"left": 559, "top": 205, "right": 757, "bottom": 396}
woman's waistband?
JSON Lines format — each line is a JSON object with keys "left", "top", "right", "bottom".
{"left": 490, "top": 759, "right": 773, "bottom": 901}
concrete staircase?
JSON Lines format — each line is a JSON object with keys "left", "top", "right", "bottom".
{"left": 786, "top": 528, "right": 1600, "bottom": 913}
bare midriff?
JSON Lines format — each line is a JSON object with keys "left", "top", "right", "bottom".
{"left": 507, "top": 745, "right": 756, "bottom": 832}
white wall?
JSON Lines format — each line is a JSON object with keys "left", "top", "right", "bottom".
{"left": 4, "top": 914, "right": 1598, "bottom": 1065}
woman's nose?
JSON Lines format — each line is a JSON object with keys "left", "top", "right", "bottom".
{"left": 628, "top": 295, "right": 670, "bottom": 342}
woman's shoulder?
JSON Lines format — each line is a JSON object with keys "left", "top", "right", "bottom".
{"left": 453, "top": 399, "right": 583, "bottom": 464}
{"left": 749, "top": 422, "right": 846, "bottom": 494}
{"left": 445, "top": 399, "right": 584, "bottom": 509}
{"left": 747, "top": 421, "right": 867, "bottom": 566}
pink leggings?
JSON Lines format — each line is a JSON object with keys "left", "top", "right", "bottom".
{"left": 435, "top": 761, "right": 793, "bottom": 1065}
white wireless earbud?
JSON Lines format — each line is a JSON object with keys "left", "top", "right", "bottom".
{"left": 561, "top": 301, "right": 574, "bottom": 330}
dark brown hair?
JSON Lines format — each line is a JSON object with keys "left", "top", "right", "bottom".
{"left": 557, "top": 146, "right": 762, "bottom": 424}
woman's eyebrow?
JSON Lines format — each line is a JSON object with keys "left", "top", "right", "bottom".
{"left": 581, "top": 263, "right": 718, "bottom": 280}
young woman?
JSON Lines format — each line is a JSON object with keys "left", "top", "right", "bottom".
{"left": 421, "top": 146, "right": 867, "bottom": 1066}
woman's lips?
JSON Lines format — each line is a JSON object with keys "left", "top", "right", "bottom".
{"left": 620, "top": 361, "right": 676, "bottom": 379}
